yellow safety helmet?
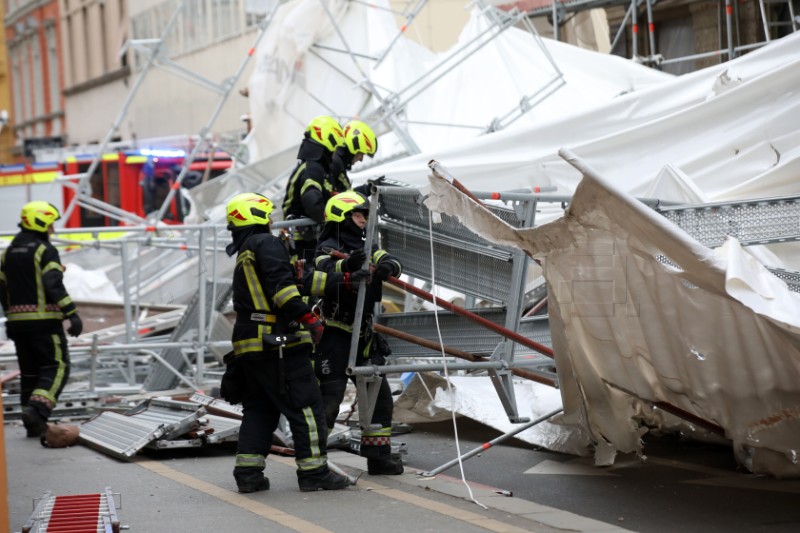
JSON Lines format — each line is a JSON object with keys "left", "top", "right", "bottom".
{"left": 20, "top": 201, "right": 61, "bottom": 232}
{"left": 325, "top": 190, "right": 369, "bottom": 223}
{"left": 306, "top": 115, "right": 344, "bottom": 153}
{"left": 342, "top": 120, "right": 377, "bottom": 158}
{"left": 226, "top": 192, "right": 275, "bottom": 228}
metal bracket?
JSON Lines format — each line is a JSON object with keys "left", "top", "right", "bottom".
{"left": 487, "top": 368, "right": 529, "bottom": 423}
{"left": 355, "top": 374, "right": 384, "bottom": 430}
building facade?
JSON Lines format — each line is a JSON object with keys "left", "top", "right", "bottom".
{"left": 58, "top": 0, "right": 128, "bottom": 146}
{"left": 0, "top": 1, "right": 15, "bottom": 162}
{"left": 4, "top": 0, "right": 64, "bottom": 160}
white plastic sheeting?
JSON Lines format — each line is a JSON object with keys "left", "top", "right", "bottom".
{"left": 394, "top": 372, "right": 587, "bottom": 455}
{"left": 424, "top": 156, "right": 800, "bottom": 478}
{"left": 354, "top": 32, "right": 800, "bottom": 209}
{"left": 244, "top": 0, "right": 670, "bottom": 162}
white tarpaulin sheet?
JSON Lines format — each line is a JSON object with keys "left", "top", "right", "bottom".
{"left": 354, "top": 32, "right": 800, "bottom": 208}
{"left": 244, "top": 0, "right": 670, "bottom": 162}
{"left": 424, "top": 154, "right": 800, "bottom": 478}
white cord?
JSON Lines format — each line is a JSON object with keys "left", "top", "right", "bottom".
{"left": 427, "top": 207, "right": 487, "bottom": 510}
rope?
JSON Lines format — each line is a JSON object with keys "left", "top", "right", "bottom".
{"left": 426, "top": 207, "right": 487, "bottom": 510}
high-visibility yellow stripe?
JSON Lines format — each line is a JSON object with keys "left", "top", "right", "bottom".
{"left": 294, "top": 405, "right": 323, "bottom": 471}
{"left": 273, "top": 285, "right": 300, "bottom": 308}
{"left": 239, "top": 252, "right": 269, "bottom": 311}
{"left": 42, "top": 261, "right": 64, "bottom": 274}
{"left": 56, "top": 296, "right": 72, "bottom": 308}
{"left": 310, "top": 272, "right": 326, "bottom": 296}
{"left": 56, "top": 231, "right": 130, "bottom": 243}
{"left": 283, "top": 163, "right": 306, "bottom": 213}
{"left": 233, "top": 338, "right": 262, "bottom": 356}
{"left": 299, "top": 179, "right": 322, "bottom": 196}
{"left": 0, "top": 171, "right": 60, "bottom": 186}
{"left": 235, "top": 454, "right": 266, "bottom": 468}
{"left": 362, "top": 426, "right": 392, "bottom": 438}
{"left": 34, "top": 244, "right": 46, "bottom": 311}
{"left": 6, "top": 311, "right": 64, "bottom": 321}
{"left": 32, "top": 334, "right": 65, "bottom": 403}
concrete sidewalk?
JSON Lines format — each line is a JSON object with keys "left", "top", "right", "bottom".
{"left": 5, "top": 422, "right": 630, "bottom": 533}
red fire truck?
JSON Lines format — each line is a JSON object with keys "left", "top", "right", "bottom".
{"left": 0, "top": 149, "right": 231, "bottom": 229}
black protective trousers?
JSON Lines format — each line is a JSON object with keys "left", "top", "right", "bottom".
{"left": 8, "top": 326, "right": 70, "bottom": 415}
{"left": 236, "top": 344, "right": 329, "bottom": 473}
{"left": 314, "top": 326, "right": 393, "bottom": 431}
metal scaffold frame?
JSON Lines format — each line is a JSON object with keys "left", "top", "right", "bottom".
{"left": 304, "top": 0, "right": 565, "bottom": 156}
{"left": 59, "top": 0, "right": 283, "bottom": 229}
{"left": 526, "top": 0, "right": 798, "bottom": 69}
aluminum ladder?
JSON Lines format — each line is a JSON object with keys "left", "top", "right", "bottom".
{"left": 22, "top": 488, "right": 121, "bottom": 533}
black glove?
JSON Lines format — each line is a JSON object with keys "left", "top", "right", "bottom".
{"left": 67, "top": 314, "right": 83, "bottom": 337}
{"left": 299, "top": 312, "right": 324, "bottom": 345}
{"left": 345, "top": 248, "right": 367, "bottom": 271}
{"left": 344, "top": 269, "right": 370, "bottom": 291}
{"left": 375, "top": 262, "right": 396, "bottom": 282}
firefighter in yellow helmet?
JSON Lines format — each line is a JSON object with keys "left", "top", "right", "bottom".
{"left": 222, "top": 192, "right": 350, "bottom": 492}
{"left": 329, "top": 119, "right": 378, "bottom": 195}
{"left": 313, "top": 190, "right": 404, "bottom": 475}
{"left": 0, "top": 201, "right": 82, "bottom": 438}
{"left": 282, "top": 115, "right": 346, "bottom": 264}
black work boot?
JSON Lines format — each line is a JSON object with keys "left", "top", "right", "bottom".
{"left": 233, "top": 467, "right": 270, "bottom": 493}
{"left": 21, "top": 405, "right": 48, "bottom": 438}
{"left": 367, "top": 455, "right": 404, "bottom": 475}
{"left": 298, "top": 466, "right": 350, "bottom": 492}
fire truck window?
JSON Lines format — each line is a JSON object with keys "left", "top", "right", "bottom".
{"left": 105, "top": 163, "right": 121, "bottom": 226}
{"left": 79, "top": 162, "right": 106, "bottom": 227}
{"left": 153, "top": 170, "right": 171, "bottom": 215}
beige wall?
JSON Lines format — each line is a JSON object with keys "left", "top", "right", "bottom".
{"left": 63, "top": 77, "right": 130, "bottom": 144}
{"left": 389, "top": 0, "right": 471, "bottom": 52}
{"left": 125, "top": 34, "right": 255, "bottom": 142}
{"left": 60, "top": 0, "right": 128, "bottom": 145}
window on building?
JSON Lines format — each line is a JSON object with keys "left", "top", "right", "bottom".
{"left": 10, "top": 46, "right": 24, "bottom": 124}
{"left": 244, "top": 0, "right": 272, "bottom": 28}
{"left": 211, "top": 0, "right": 241, "bottom": 42}
{"left": 46, "top": 25, "right": 61, "bottom": 113}
{"left": 184, "top": 0, "right": 209, "bottom": 52}
{"left": 21, "top": 40, "right": 33, "bottom": 124}
{"left": 31, "top": 34, "right": 45, "bottom": 120}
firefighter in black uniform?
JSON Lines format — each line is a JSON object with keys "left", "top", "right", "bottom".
{"left": 282, "top": 115, "right": 345, "bottom": 264}
{"left": 0, "top": 201, "right": 82, "bottom": 438}
{"left": 223, "top": 192, "right": 349, "bottom": 493}
{"left": 329, "top": 119, "right": 378, "bottom": 192}
{"left": 313, "top": 190, "right": 405, "bottom": 475}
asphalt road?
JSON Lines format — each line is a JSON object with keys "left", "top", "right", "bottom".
{"left": 397, "top": 418, "right": 800, "bottom": 533}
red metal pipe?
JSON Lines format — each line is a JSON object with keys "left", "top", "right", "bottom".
{"left": 329, "top": 250, "right": 554, "bottom": 358}
{"left": 375, "top": 323, "right": 557, "bottom": 387}
{"left": 388, "top": 277, "right": 554, "bottom": 358}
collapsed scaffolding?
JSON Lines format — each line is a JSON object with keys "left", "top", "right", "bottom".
{"left": 3, "top": 0, "right": 800, "bottom": 471}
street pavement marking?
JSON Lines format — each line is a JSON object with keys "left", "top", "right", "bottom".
{"left": 268, "top": 455, "right": 536, "bottom": 533}
{"left": 524, "top": 459, "right": 620, "bottom": 476}
{"left": 137, "top": 459, "right": 333, "bottom": 533}
{"left": 360, "top": 481, "right": 537, "bottom": 533}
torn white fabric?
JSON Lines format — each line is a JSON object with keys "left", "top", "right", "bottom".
{"left": 393, "top": 372, "right": 589, "bottom": 456}
{"left": 424, "top": 160, "right": 800, "bottom": 478}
